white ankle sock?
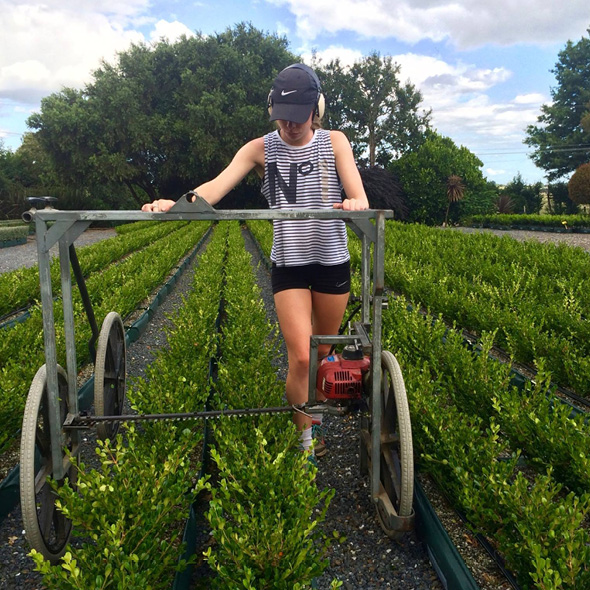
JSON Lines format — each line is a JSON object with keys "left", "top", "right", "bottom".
{"left": 300, "top": 426, "right": 313, "bottom": 451}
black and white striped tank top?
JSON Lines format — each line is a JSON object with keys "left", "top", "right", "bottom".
{"left": 261, "top": 129, "right": 349, "bottom": 267}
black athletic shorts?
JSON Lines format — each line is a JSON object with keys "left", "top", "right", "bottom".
{"left": 271, "top": 260, "right": 351, "bottom": 295}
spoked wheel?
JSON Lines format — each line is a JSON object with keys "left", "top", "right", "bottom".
{"left": 94, "top": 311, "right": 126, "bottom": 441}
{"left": 360, "top": 350, "right": 414, "bottom": 539}
{"left": 20, "top": 364, "right": 75, "bottom": 563}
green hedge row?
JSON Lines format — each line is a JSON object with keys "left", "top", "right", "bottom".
{"left": 0, "top": 222, "right": 209, "bottom": 455}
{"left": 32, "top": 221, "right": 340, "bottom": 588}
{"left": 383, "top": 297, "right": 590, "bottom": 589}
{"left": 0, "top": 220, "right": 189, "bottom": 319}
{"left": 250, "top": 218, "right": 590, "bottom": 589}
{"left": 381, "top": 221, "right": 590, "bottom": 396}
{"left": 31, "top": 221, "right": 227, "bottom": 588}
{"left": 0, "top": 224, "right": 28, "bottom": 243}
{"left": 205, "top": 222, "right": 338, "bottom": 589}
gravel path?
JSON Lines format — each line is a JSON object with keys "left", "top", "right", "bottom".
{"left": 0, "top": 224, "right": 441, "bottom": 589}
{"left": 450, "top": 225, "right": 590, "bottom": 252}
{"left": 0, "top": 229, "right": 119, "bottom": 275}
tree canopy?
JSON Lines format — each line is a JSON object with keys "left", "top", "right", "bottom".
{"left": 392, "top": 131, "right": 493, "bottom": 224}
{"left": 0, "top": 140, "right": 12, "bottom": 197}
{"left": 501, "top": 173, "right": 543, "bottom": 214}
{"left": 316, "top": 53, "right": 431, "bottom": 168}
{"left": 7, "top": 24, "right": 491, "bottom": 222}
{"left": 27, "top": 23, "right": 297, "bottom": 206}
{"left": 524, "top": 27, "right": 590, "bottom": 181}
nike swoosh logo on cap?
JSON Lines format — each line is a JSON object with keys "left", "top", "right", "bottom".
{"left": 281, "top": 89, "right": 298, "bottom": 96}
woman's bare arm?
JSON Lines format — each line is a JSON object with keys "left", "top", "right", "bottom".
{"left": 141, "top": 137, "right": 265, "bottom": 212}
{"left": 330, "top": 130, "right": 369, "bottom": 211}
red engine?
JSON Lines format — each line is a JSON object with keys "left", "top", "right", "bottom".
{"left": 316, "top": 345, "right": 371, "bottom": 400}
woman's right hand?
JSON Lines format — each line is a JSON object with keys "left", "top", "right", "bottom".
{"left": 141, "top": 199, "right": 176, "bottom": 212}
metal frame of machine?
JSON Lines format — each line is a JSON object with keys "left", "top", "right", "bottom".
{"left": 19, "top": 195, "right": 414, "bottom": 562}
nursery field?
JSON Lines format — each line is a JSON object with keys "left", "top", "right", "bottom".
{"left": 2, "top": 217, "right": 590, "bottom": 589}
{"left": 250, "top": 219, "right": 590, "bottom": 590}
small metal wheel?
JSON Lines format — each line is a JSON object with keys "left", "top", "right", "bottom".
{"left": 360, "top": 350, "right": 414, "bottom": 539}
{"left": 20, "top": 364, "right": 75, "bottom": 563}
{"left": 94, "top": 311, "right": 126, "bottom": 440}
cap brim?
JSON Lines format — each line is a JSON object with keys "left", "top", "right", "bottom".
{"left": 269, "top": 102, "right": 315, "bottom": 124}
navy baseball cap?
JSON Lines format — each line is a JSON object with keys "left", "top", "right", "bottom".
{"left": 268, "top": 64, "right": 321, "bottom": 124}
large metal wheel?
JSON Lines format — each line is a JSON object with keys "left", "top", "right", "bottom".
{"left": 94, "top": 311, "right": 126, "bottom": 440}
{"left": 360, "top": 350, "right": 414, "bottom": 538}
{"left": 20, "top": 364, "right": 75, "bottom": 563}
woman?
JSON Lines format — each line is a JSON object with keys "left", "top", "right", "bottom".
{"left": 142, "top": 63, "right": 369, "bottom": 458}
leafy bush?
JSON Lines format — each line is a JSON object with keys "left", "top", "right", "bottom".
{"left": 31, "top": 427, "right": 203, "bottom": 589}
{"left": 0, "top": 223, "right": 28, "bottom": 243}
{"left": 29, "top": 222, "right": 224, "bottom": 586}
{"left": 0, "top": 222, "right": 209, "bottom": 454}
{"left": 382, "top": 296, "right": 590, "bottom": 589}
{"left": 379, "top": 221, "right": 590, "bottom": 396}
{"left": 205, "top": 223, "right": 336, "bottom": 589}
{"left": 391, "top": 131, "right": 494, "bottom": 225}
{"left": 569, "top": 163, "right": 590, "bottom": 205}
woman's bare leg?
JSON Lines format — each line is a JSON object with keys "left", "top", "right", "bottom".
{"left": 311, "top": 290, "right": 350, "bottom": 362}
{"left": 274, "top": 289, "right": 314, "bottom": 430}
{"left": 274, "top": 289, "right": 350, "bottom": 430}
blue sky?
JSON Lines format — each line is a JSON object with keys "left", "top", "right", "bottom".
{"left": 1, "top": 0, "right": 589, "bottom": 185}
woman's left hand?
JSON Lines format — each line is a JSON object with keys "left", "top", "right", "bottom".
{"left": 141, "top": 199, "right": 176, "bottom": 212}
{"left": 333, "top": 198, "right": 369, "bottom": 211}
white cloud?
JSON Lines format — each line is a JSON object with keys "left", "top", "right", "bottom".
{"left": 7, "top": 0, "right": 151, "bottom": 26}
{"left": 0, "top": 1, "right": 195, "bottom": 105}
{"left": 301, "top": 46, "right": 364, "bottom": 68}
{"left": 0, "top": 0, "right": 199, "bottom": 148}
{"left": 275, "top": 21, "right": 290, "bottom": 38}
{"left": 397, "top": 54, "right": 536, "bottom": 127}
{"left": 266, "top": 0, "right": 590, "bottom": 49}
{"left": 0, "top": 1, "right": 148, "bottom": 103}
{"left": 149, "top": 19, "right": 195, "bottom": 42}
{"left": 513, "top": 93, "right": 545, "bottom": 105}
{"left": 394, "top": 53, "right": 512, "bottom": 95}
{"left": 383, "top": 52, "right": 547, "bottom": 179}
{"left": 301, "top": 48, "right": 542, "bottom": 162}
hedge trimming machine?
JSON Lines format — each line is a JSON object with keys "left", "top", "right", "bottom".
{"left": 20, "top": 195, "right": 414, "bottom": 563}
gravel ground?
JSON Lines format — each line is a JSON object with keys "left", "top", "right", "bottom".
{"left": 450, "top": 225, "right": 590, "bottom": 252}
{"left": 0, "top": 224, "right": 444, "bottom": 589}
{"left": 0, "top": 228, "right": 119, "bottom": 275}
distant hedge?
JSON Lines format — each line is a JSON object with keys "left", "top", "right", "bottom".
{"left": 463, "top": 213, "right": 590, "bottom": 231}
{"left": 0, "top": 223, "right": 28, "bottom": 247}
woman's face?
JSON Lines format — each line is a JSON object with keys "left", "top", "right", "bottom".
{"left": 276, "top": 111, "right": 314, "bottom": 145}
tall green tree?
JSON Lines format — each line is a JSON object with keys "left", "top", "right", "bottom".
{"left": 316, "top": 53, "right": 431, "bottom": 167}
{"left": 0, "top": 140, "right": 29, "bottom": 217}
{"left": 582, "top": 100, "right": 590, "bottom": 133}
{"left": 524, "top": 27, "right": 590, "bottom": 180}
{"left": 392, "top": 131, "right": 493, "bottom": 224}
{"left": 502, "top": 173, "right": 544, "bottom": 214}
{"left": 0, "top": 140, "right": 12, "bottom": 198}
{"left": 27, "top": 23, "right": 297, "bottom": 206}
{"left": 27, "top": 88, "right": 98, "bottom": 189}
{"left": 549, "top": 180, "right": 579, "bottom": 214}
